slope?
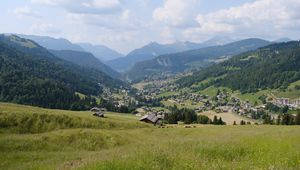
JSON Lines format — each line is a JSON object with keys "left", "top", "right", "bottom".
{"left": 50, "top": 50, "right": 121, "bottom": 79}
{"left": 78, "top": 43, "right": 124, "bottom": 62}
{"left": 17, "top": 34, "right": 85, "bottom": 51}
{"left": 126, "top": 38, "right": 270, "bottom": 81}
{"left": 177, "top": 41, "right": 300, "bottom": 93}
{"left": 107, "top": 37, "right": 235, "bottom": 72}
{"left": 0, "top": 34, "right": 125, "bottom": 109}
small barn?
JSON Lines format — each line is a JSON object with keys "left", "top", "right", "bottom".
{"left": 139, "top": 113, "right": 162, "bottom": 125}
{"left": 90, "top": 107, "right": 106, "bottom": 118}
{"left": 93, "top": 112, "right": 104, "bottom": 117}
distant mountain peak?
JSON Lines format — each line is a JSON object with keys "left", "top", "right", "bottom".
{"left": 274, "top": 37, "right": 293, "bottom": 43}
{"left": 77, "top": 42, "right": 124, "bottom": 62}
{"left": 202, "top": 36, "right": 238, "bottom": 46}
{"left": 17, "top": 34, "right": 85, "bottom": 52}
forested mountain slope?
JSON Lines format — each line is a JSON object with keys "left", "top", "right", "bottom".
{"left": 0, "top": 35, "right": 125, "bottom": 109}
{"left": 177, "top": 41, "right": 300, "bottom": 93}
{"left": 18, "top": 34, "right": 85, "bottom": 52}
{"left": 50, "top": 50, "right": 120, "bottom": 79}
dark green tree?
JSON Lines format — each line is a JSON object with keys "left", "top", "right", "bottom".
{"left": 295, "top": 111, "right": 300, "bottom": 125}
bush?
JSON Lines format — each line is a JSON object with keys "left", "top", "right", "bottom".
{"left": 197, "top": 115, "right": 210, "bottom": 124}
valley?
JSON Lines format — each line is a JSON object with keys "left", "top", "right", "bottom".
{"left": 0, "top": 34, "right": 300, "bottom": 170}
{"left": 1, "top": 1, "right": 300, "bottom": 169}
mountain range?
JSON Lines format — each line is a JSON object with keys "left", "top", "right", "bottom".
{"left": 78, "top": 43, "right": 124, "bottom": 62}
{"left": 125, "top": 38, "right": 271, "bottom": 81}
{"left": 106, "top": 36, "right": 237, "bottom": 72}
{"left": 17, "top": 34, "right": 121, "bottom": 78}
{"left": 17, "top": 34, "right": 85, "bottom": 52}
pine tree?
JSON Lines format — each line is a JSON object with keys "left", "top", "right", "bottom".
{"left": 295, "top": 112, "right": 300, "bottom": 125}
{"left": 212, "top": 115, "right": 218, "bottom": 125}
{"left": 218, "top": 117, "right": 224, "bottom": 125}
{"left": 276, "top": 115, "right": 281, "bottom": 125}
{"left": 240, "top": 120, "right": 246, "bottom": 125}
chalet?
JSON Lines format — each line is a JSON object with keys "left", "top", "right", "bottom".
{"left": 90, "top": 107, "right": 106, "bottom": 118}
{"left": 276, "top": 98, "right": 289, "bottom": 106}
{"left": 292, "top": 99, "right": 300, "bottom": 107}
{"left": 139, "top": 113, "right": 162, "bottom": 125}
{"left": 93, "top": 112, "right": 104, "bottom": 117}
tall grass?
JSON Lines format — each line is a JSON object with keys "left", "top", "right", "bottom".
{"left": 0, "top": 102, "right": 149, "bottom": 133}
{"left": 0, "top": 103, "right": 299, "bottom": 170}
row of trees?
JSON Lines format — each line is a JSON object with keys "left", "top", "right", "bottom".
{"left": 99, "top": 98, "right": 137, "bottom": 113}
{"left": 263, "top": 113, "right": 300, "bottom": 125}
{"left": 164, "top": 105, "right": 226, "bottom": 125}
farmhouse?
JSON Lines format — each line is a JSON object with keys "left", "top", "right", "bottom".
{"left": 90, "top": 107, "right": 106, "bottom": 118}
{"left": 139, "top": 113, "right": 162, "bottom": 125}
{"left": 292, "top": 99, "right": 300, "bottom": 107}
{"left": 93, "top": 112, "right": 104, "bottom": 117}
{"left": 276, "top": 98, "right": 289, "bottom": 105}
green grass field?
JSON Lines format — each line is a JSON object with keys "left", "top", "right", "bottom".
{"left": 199, "top": 86, "right": 232, "bottom": 97}
{"left": 0, "top": 102, "right": 300, "bottom": 170}
{"left": 235, "top": 90, "right": 270, "bottom": 105}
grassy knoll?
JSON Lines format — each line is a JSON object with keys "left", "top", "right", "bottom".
{"left": 199, "top": 86, "right": 232, "bottom": 97}
{"left": 0, "top": 102, "right": 148, "bottom": 134}
{"left": 0, "top": 103, "right": 300, "bottom": 170}
{"left": 272, "top": 81, "right": 300, "bottom": 100}
{"left": 161, "top": 99, "right": 202, "bottom": 109}
{"left": 235, "top": 90, "right": 270, "bottom": 105}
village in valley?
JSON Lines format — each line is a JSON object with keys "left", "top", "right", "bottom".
{"left": 93, "top": 75, "right": 300, "bottom": 126}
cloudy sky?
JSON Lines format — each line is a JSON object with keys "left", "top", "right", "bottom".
{"left": 1, "top": 0, "right": 300, "bottom": 54}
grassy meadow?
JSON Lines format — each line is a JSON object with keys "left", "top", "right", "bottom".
{"left": 0, "top": 102, "right": 300, "bottom": 170}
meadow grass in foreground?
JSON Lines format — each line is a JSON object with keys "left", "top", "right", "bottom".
{"left": 0, "top": 103, "right": 299, "bottom": 170}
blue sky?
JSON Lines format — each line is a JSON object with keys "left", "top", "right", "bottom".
{"left": 1, "top": 0, "right": 300, "bottom": 54}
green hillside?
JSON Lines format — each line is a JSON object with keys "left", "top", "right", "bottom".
{"left": 0, "top": 103, "right": 299, "bottom": 170}
{"left": 0, "top": 35, "right": 126, "bottom": 109}
{"left": 50, "top": 49, "right": 121, "bottom": 79}
{"left": 178, "top": 41, "right": 300, "bottom": 93}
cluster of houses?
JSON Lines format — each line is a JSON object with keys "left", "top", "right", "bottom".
{"left": 276, "top": 98, "right": 300, "bottom": 108}
{"left": 136, "top": 80, "right": 179, "bottom": 100}
{"left": 101, "top": 86, "right": 139, "bottom": 109}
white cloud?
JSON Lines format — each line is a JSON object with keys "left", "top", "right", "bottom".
{"left": 184, "top": 0, "right": 300, "bottom": 41}
{"left": 66, "top": 8, "right": 146, "bottom": 31}
{"left": 9, "top": 6, "right": 41, "bottom": 18}
{"left": 153, "top": 0, "right": 199, "bottom": 27}
{"left": 31, "top": 0, "right": 122, "bottom": 14}
{"left": 84, "top": 0, "right": 120, "bottom": 9}
{"left": 30, "top": 0, "right": 64, "bottom": 6}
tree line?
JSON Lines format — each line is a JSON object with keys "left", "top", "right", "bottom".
{"left": 164, "top": 105, "right": 225, "bottom": 125}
